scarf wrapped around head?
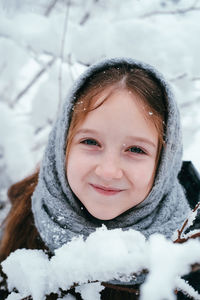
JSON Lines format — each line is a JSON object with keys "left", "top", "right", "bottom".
{"left": 32, "top": 57, "right": 190, "bottom": 254}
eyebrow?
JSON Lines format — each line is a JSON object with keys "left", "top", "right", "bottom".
{"left": 126, "top": 136, "right": 157, "bottom": 148}
{"left": 75, "top": 129, "right": 99, "bottom": 135}
{"left": 75, "top": 129, "right": 157, "bottom": 148}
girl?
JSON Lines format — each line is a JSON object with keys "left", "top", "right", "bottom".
{"left": 0, "top": 57, "right": 197, "bottom": 299}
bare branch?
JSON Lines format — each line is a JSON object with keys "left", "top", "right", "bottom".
{"left": 57, "top": 0, "right": 71, "bottom": 117}
{"left": 192, "top": 76, "right": 200, "bottom": 81}
{"left": 79, "top": 0, "right": 100, "bottom": 26}
{"left": 79, "top": 12, "right": 90, "bottom": 25}
{"left": 180, "top": 98, "right": 200, "bottom": 109}
{"left": 141, "top": 1, "right": 200, "bottom": 18}
{"left": 0, "top": 33, "right": 10, "bottom": 39}
{"left": 169, "top": 73, "right": 187, "bottom": 82}
{"left": 11, "top": 57, "right": 56, "bottom": 107}
{"left": 45, "top": 0, "right": 59, "bottom": 17}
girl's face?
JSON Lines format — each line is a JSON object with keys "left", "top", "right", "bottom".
{"left": 66, "top": 89, "right": 159, "bottom": 220}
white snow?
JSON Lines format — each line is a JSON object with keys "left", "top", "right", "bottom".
{"left": 2, "top": 226, "right": 200, "bottom": 300}
{"left": 176, "top": 277, "right": 200, "bottom": 300}
{"left": 59, "top": 295, "right": 76, "bottom": 300}
{"left": 5, "top": 292, "right": 23, "bottom": 300}
{"left": 75, "top": 282, "right": 105, "bottom": 300}
{"left": 3, "top": 249, "right": 52, "bottom": 300}
{"left": 140, "top": 234, "right": 200, "bottom": 300}
{"left": 187, "top": 208, "right": 198, "bottom": 228}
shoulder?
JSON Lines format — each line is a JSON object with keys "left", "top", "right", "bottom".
{"left": 178, "top": 161, "right": 200, "bottom": 209}
{"left": 178, "top": 161, "right": 200, "bottom": 233}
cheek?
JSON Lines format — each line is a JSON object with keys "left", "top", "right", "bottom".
{"left": 66, "top": 149, "right": 92, "bottom": 186}
{"left": 66, "top": 151, "right": 81, "bottom": 181}
{"left": 129, "top": 160, "right": 156, "bottom": 189}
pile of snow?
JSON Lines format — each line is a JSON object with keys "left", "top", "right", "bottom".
{"left": 2, "top": 226, "right": 200, "bottom": 300}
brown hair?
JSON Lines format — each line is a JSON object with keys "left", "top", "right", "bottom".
{"left": 0, "top": 171, "right": 47, "bottom": 262}
{"left": 66, "top": 64, "right": 167, "bottom": 165}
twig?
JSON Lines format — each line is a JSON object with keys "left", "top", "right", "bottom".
{"left": 79, "top": 0, "right": 101, "bottom": 26}
{"left": 0, "top": 33, "right": 10, "bottom": 39}
{"left": 180, "top": 98, "right": 200, "bottom": 109}
{"left": 102, "top": 282, "right": 140, "bottom": 295}
{"left": 57, "top": 0, "right": 71, "bottom": 117}
{"left": 45, "top": 0, "right": 59, "bottom": 17}
{"left": 141, "top": 1, "right": 200, "bottom": 18}
{"left": 79, "top": 12, "right": 90, "bottom": 25}
{"left": 11, "top": 57, "right": 56, "bottom": 107}
{"left": 192, "top": 76, "right": 200, "bottom": 81}
{"left": 169, "top": 73, "right": 187, "bottom": 82}
{"left": 174, "top": 202, "right": 200, "bottom": 243}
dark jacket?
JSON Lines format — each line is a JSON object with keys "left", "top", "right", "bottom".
{"left": 0, "top": 161, "right": 200, "bottom": 300}
{"left": 176, "top": 161, "right": 200, "bottom": 299}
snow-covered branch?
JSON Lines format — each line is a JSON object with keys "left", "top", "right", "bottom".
{"left": 2, "top": 224, "right": 200, "bottom": 300}
{"left": 11, "top": 57, "right": 56, "bottom": 108}
{"left": 141, "top": 1, "right": 200, "bottom": 18}
{"left": 174, "top": 202, "right": 200, "bottom": 243}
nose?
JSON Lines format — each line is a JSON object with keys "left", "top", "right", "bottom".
{"left": 95, "top": 152, "right": 123, "bottom": 180}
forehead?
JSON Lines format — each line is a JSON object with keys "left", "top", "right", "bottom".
{"left": 77, "top": 89, "right": 158, "bottom": 141}
{"left": 90, "top": 85, "right": 140, "bottom": 106}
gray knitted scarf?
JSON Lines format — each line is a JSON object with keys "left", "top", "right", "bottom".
{"left": 32, "top": 57, "right": 190, "bottom": 254}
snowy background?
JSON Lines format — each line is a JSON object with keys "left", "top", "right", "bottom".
{"left": 1, "top": 1, "right": 200, "bottom": 299}
{"left": 0, "top": 0, "right": 200, "bottom": 213}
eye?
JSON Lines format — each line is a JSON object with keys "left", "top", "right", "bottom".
{"left": 80, "top": 138, "right": 100, "bottom": 146}
{"left": 126, "top": 146, "right": 146, "bottom": 154}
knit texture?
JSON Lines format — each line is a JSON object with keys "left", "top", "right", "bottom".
{"left": 32, "top": 57, "right": 190, "bottom": 254}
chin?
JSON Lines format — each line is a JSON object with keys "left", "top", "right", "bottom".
{"left": 87, "top": 207, "right": 122, "bottom": 221}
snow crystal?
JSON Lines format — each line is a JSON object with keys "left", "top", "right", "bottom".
{"left": 5, "top": 292, "right": 24, "bottom": 300}
{"left": 75, "top": 282, "right": 105, "bottom": 300}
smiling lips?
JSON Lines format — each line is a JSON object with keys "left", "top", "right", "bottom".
{"left": 90, "top": 184, "right": 124, "bottom": 196}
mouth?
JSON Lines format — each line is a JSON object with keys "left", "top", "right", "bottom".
{"left": 90, "top": 184, "right": 125, "bottom": 196}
